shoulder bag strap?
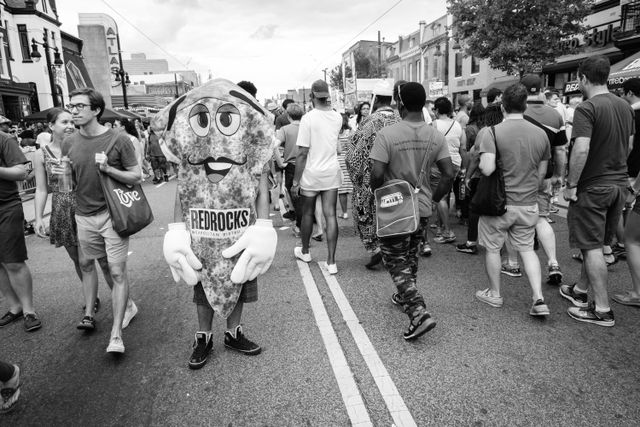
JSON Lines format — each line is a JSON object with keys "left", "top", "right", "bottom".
{"left": 43, "top": 144, "right": 56, "bottom": 159}
{"left": 104, "top": 131, "right": 121, "bottom": 156}
{"left": 491, "top": 125, "right": 501, "bottom": 161}
{"left": 444, "top": 120, "right": 456, "bottom": 136}
{"left": 414, "top": 125, "right": 435, "bottom": 191}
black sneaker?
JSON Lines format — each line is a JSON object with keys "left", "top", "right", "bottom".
{"left": 456, "top": 242, "right": 478, "bottom": 254}
{"left": 391, "top": 292, "right": 403, "bottom": 306}
{"left": 420, "top": 243, "right": 432, "bottom": 257}
{"left": 0, "top": 310, "right": 23, "bottom": 327}
{"left": 365, "top": 252, "right": 383, "bottom": 269}
{"left": 77, "top": 315, "right": 95, "bottom": 331}
{"left": 24, "top": 313, "right": 41, "bottom": 332}
{"left": 547, "top": 264, "right": 563, "bottom": 285}
{"left": 282, "top": 211, "right": 296, "bottom": 220}
{"left": 189, "top": 332, "right": 213, "bottom": 370}
{"left": 559, "top": 283, "right": 588, "bottom": 308}
{"left": 224, "top": 325, "right": 261, "bottom": 355}
{"left": 567, "top": 302, "right": 615, "bottom": 327}
{"left": 403, "top": 309, "right": 436, "bottom": 340}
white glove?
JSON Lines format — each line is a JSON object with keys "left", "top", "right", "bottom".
{"left": 163, "top": 222, "right": 202, "bottom": 286}
{"left": 221, "top": 219, "right": 277, "bottom": 284}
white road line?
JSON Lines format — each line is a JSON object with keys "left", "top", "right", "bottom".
{"left": 296, "top": 260, "right": 373, "bottom": 427}
{"left": 155, "top": 182, "right": 167, "bottom": 188}
{"left": 127, "top": 251, "right": 133, "bottom": 256}
{"left": 318, "top": 262, "right": 417, "bottom": 427}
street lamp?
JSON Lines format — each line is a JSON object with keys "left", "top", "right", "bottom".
{"left": 114, "top": 30, "right": 129, "bottom": 109}
{"left": 30, "top": 30, "right": 63, "bottom": 107}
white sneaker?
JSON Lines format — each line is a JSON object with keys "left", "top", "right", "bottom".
{"left": 342, "top": 213, "right": 348, "bottom": 219}
{"left": 325, "top": 263, "right": 338, "bottom": 274}
{"left": 122, "top": 301, "right": 138, "bottom": 329}
{"left": 294, "top": 247, "right": 311, "bottom": 263}
{"left": 106, "top": 336, "right": 125, "bottom": 353}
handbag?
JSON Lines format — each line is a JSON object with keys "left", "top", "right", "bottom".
{"left": 375, "top": 127, "right": 433, "bottom": 238}
{"left": 98, "top": 132, "right": 154, "bottom": 237}
{"left": 470, "top": 126, "right": 507, "bottom": 216}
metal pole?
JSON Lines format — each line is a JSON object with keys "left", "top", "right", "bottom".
{"left": 378, "top": 30, "right": 382, "bottom": 78}
{"left": 174, "top": 73, "right": 179, "bottom": 98}
{"left": 322, "top": 68, "right": 327, "bottom": 82}
{"left": 43, "top": 30, "right": 59, "bottom": 107}
{"left": 115, "top": 30, "right": 128, "bottom": 109}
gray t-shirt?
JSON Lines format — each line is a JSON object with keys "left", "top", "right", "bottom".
{"left": 477, "top": 118, "right": 550, "bottom": 206}
{"left": 370, "top": 120, "right": 450, "bottom": 217}
{"left": 275, "top": 122, "right": 299, "bottom": 164}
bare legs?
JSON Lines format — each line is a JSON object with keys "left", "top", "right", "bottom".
{"left": 0, "top": 263, "right": 34, "bottom": 314}
{"left": 299, "top": 190, "right": 339, "bottom": 264}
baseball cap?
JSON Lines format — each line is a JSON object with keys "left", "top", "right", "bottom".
{"left": 521, "top": 74, "right": 542, "bottom": 94}
{"left": 0, "top": 115, "right": 11, "bottom": 125}
{"left": 265, "top": 101, "right": 277, "bottom": 111}
{"left": 311, "top": 79, "right": 330, "bottom": 98}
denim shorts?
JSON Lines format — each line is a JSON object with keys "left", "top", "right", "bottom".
{"left": 567, "top": 185, "right": 626, "bottom": 250}
{"left": 478, "top": 204, "right": 539, "bottom": 252}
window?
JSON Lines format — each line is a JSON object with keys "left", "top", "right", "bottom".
{"left": 18, "top": 25, "right": 30, "bottom": 61}
{"left": 5, "top": 21, "right": 12, "bottom": 60}
{"left": 0, "top": 34, "right": 5, "bottom": 76}
{"left": 471, "top": 56, "right": 480, "bottom": 74}
{"left": 454, "top": 52, "right": 463, "bottom": 78}
{"left": 423, "top": 58, "right": 428, "bottom": 79}
{"left": 42, "top": 0, "right": 48, "bottom": 13}
{"left": 433, "top": 57, "right": 438, "bottom": 77}
{"left": 416, "top": 60, "right": 421, "bottom": 80}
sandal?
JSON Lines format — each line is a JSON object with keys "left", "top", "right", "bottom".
{"left": 82, "top": 297, "right": 100, "bottom": 313}
{"left": 77, "top": 316, "right": 95, "bottom": 331}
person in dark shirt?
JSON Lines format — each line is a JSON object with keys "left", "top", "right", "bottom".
{"left": 0, "top": 129, "right": 40, "bottom": 332}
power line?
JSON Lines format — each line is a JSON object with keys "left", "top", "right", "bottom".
{"left": 299, "top": 0, "right": 405, "bottom": 84}
{"left": 101, "top": 0, "right": 188, "bottom": 68}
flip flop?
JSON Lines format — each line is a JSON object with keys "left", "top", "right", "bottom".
{"left": 612, "top": 292, "right": 640, "bottom": 307}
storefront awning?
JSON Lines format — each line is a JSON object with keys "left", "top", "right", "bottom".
{"left": 607, "top": 50, "right": 640, "bottom": 89}
{"left": 480, "top": 77, "right": 520, "bottom": 97}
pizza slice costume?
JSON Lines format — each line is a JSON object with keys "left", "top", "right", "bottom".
{"left": 151, "top": 79, "right": 276, "bottom": 318}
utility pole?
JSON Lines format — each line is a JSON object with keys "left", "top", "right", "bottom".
{"left": 378, "top": 30, "right": 382, "bottom": 78}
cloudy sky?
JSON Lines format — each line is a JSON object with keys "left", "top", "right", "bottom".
{"left": 58, "top": 0, "right": 447, "bottom": 101}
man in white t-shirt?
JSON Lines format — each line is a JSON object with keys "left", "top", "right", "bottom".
{"left": 291, "top": 80, "right": 343, "bottom": 274}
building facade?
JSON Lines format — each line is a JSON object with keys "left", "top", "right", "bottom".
{"left": 0, "top": 0, "right": 71, "bottom": 120}
{"left": 123, "top": 52, "right": 168, "bottom": 75}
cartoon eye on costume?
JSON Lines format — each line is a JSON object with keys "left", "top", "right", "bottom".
{"left": 215, "top": 104, "right": 241, "bottom": 136}
{"left": 189, "top": 104, "right": 210, "bottom": 137}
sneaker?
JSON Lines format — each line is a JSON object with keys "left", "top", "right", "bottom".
{"left": 547, "top": 264, "right": 563, "bottom": 285}
{"left": 365, "top": 252, "right": 383, "bottom": 269}
{"left": 106, "top": 336, "right": 125, "bottom": 353}
{"left": 24, "top": 313, "right": 41, "bottom": 332}
{"left": 77, "top": 315, "right": 96, "bottom": 331}
{"left": 456, "top": 242, "right": 478, "bottom": 254}
{"left": 500, "top": 264, "right": 522, "bottom": 277}
{"left": 122, "top": 301, "right": 138, "bottom": 329}
{"left": 224, "top": 325, "right": 261, "bottom": 355}
{"left": 282, "top": 211, "right": 295, "bottom": 220}
{"left": 475, "top": 288, "right": 504, "bottom": 308}
{"left": 567, "top": 303, "right": 615, "bottom": 327}
{"left": 189, "top": 332, "right": 213, "bottom": 370}
{"left": 312, "top": 233, "right": 323, "bottom": 242}
{"left": 559, "top": 283, "right": 588, "bottom": 308}
{"left": 294, "top": 246, "right": 311, "bottom": 263}
{"left": 434, "top": 227, "right": 443, "bottom": 238}
{"left": 325, "top": 263, "right": 338, "bottom": 274}
{"left": 530, "top": 299, "right": 550, "bottom": 316}
{"left": 0, "top": 365, "right": 20, "bottom": 414}
{"left": 611, "top": 291, "right": 640, "bottom": 307}
{"left": 391, "top": 292, "right": 403, "bottom": 306}
{"left": 342, "top": 213, "right": 348, "bottom": 219}
{"left": 403, "top": 309, "right": 436, "bottom": 340}
{"left": 420, "top": 243, "right": 432, "bottom": 257}
{"left": 433, "top": 233, "right": 456, "bottom": 244}
{"left": 0, "top": 310, "right": 23, "bottom": 327}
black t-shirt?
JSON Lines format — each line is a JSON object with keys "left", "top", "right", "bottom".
{"left": 628, "top": 109, "right": 640, "bottom": 178}
{"left": 0, "top": 132, "right": 28, "bottom": 206}
{"left": 572, "top": 93, "right": 634, "bottom": 190}
{"left": 67, "top": 129, "right": 138, "bottom": 216}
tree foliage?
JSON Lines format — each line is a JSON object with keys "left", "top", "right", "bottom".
{"left": 329, "top": 65, "right": 345, "bottom": 91}
{"left": 448, "top": 0, "right": 593, "bottom": 76}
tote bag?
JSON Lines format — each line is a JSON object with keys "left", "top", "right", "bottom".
{"left": 470, "top": 126, "right": 507, "bottom": 216}
{"left": 375, "top": 128, "right": 433, "bottom": 238}
{"left": 98, "top": 133, "right": 154, "bottom": 237}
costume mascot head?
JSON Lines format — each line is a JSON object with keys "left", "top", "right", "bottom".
{"left": 152, "top": 78, "right": 276, "bottom": 318}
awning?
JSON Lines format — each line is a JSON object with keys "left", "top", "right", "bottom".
{"left": 542, "top": 46, "right": 623, "bottom": 73}
{"left": 607, "top": 50, "right": 640, "bottom": 89}
{"left": 480, "top": 77, "right": 519, "bottom": 97}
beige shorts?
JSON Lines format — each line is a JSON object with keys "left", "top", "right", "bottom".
{"left": 75, "top": 210, "right": 129, "bottom": 263}
{"left": 478, "top": 204, "right": 539, "bottom": 253}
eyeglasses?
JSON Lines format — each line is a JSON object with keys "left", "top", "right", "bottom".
{"left": 66, "top": 103, "right": 90, "bottom": 111}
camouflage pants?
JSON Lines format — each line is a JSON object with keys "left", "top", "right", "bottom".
{"left": 379, "top": 225, "right": 426, "bottom": 316}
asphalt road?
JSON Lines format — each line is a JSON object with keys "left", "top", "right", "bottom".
{"left": 2, "top": 180, "right": 639, "bottom": 426}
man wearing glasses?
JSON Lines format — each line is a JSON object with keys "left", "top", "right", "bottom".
{"left": 66, "top": 87, "right": 141, "bottom": 354}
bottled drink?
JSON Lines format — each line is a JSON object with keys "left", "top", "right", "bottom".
{"left": 58, "top": 157, "right": 74, "bottom": 192}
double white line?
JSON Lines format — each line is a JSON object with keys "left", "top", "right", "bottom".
{"left": 296, "top": 260, "right": 417, "bottom": 427}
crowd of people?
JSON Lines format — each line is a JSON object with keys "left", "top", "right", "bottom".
{"left": 1, "top": 54, "right": 639, "bottom": 412}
